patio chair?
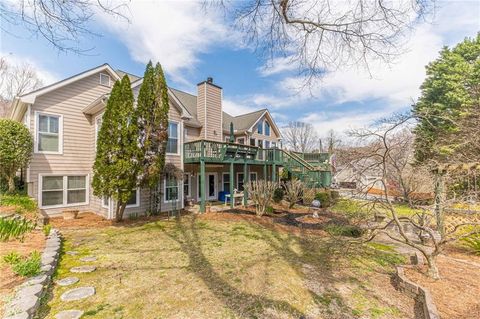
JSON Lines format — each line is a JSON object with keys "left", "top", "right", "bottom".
{"left": 224, "top": 189, "right": 245, "bottom": 207}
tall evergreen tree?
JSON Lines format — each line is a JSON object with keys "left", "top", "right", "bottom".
{"left": 413, "top": 34, "right": 480, "bottom": 164}
{"left": 93, "top": 75, "right": 140, "bottom": 221}
{"left": 136, "top": 62, "right": 170, "bottom": 189}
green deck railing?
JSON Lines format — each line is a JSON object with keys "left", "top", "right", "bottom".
{"left": 184, "top": 140, "right": 332, "bottom": 187}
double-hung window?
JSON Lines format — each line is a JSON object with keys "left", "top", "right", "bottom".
{"left": 165, "top": 173, "right": 179, "bottom": 202}
{"left": 126, "top": 189, "right": 139, "bottom": 207}
{"left": 184, "top": 174, "right": 191, "bottom": 198}
{"left": 167, "top": 122, "right": 179, "bottom": 154}
{"left": 41, "top": 175, "right": 87, "bottom": 208}
{"left": 36, "top": 113, "right": 62, "bottom": 153}
{"left": 223, "top": 173, "right": 230, "bottom": 192}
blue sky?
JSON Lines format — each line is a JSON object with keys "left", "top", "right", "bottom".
{"left": 1, "top": 0, "right": 479, "bottom": 137}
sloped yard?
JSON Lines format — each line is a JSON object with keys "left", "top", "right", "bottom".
{"left": 38, "top": 213, "right": 414, "bottom": 319}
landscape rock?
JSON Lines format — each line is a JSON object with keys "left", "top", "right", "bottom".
{"left": 56, "top": 277, "right": 79, "bottom": 287}
{"left": 3, "top": 312, "right": 30, "bottom": 319}
{"left": 70, "top": 265, "right": 96, "bottom": 273}
{"left": 8, "top": 295, "right": 40, "bottom": 315}
{"left": 60, "top": 287, "right": 95, "bottom": 301}
{"left": 65, "top": 251, "right": 78, "bottom": 255}
{"left": 20, "top": 274, "right": 48, "bottom": 287}
{"left": 79, "top": 256, "right": 97, "bottom": 262}
{"left": 54, "top": 310, "right": 84, "bottom": 319}
{"left": 15, "top": 284, "right": 43, "bottom": 299}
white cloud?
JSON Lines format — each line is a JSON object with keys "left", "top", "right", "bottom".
{"left": 0, "top": 52, "right": 58, "bottom": 86}
{"left": 96, "top": 1, "right": 232, "bottom": 85}
{"left": 256, "top": 56, "right": 298, "bottom": 77}
{"left": 223, "top": 99, "right": 258, "bottom": 116}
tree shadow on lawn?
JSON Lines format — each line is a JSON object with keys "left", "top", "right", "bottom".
{"left": 161, "top": 215, "right": 361, "bottom": 318}
{"left": 161, "top": 215, "right": 310, "bottom": 318}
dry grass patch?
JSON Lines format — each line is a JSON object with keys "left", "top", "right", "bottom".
{"left": 38, "top": 215, "right": 413, "bottom": 318}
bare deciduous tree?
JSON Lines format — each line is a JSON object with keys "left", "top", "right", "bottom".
{"left": 283, "top": 179, "right": 304, "bottom": 208}
{"left": 0, "top": 57, "right": 44, "bottom": 117}
{"left": 0, "top": 0, "right": 129, "bottom": 53}
{"left": 282, "top": 121, "right": 318, "bottom": 152}
{"left": 215, "top": 0, "right": 433, "bottom": 87}
{"left": 348, "top": 113, "right": 480, "bottom": 279}
{"left": 245, "top": 180, "right": 278, "bottom": 216}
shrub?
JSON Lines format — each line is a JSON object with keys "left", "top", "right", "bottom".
{"left": 273, "top": 187, "right": 284, "bottom": 203}
{"left": 330, "top": 190, "right": 340, "bottom": 201}
{"left": 462, "top": 234, "right": 480, "bottom": 255}
{"left": 0, "top": 216, "right": 36, "bottom": 241}
{"left": 284, "top": 180, "right": 304, "bottom": 209}
{"left": 315, "top": 191, "right": 332, "bottom": 208}
{"left": 244, "top": 180, "right": 278, "bottom": 216}
{"left": 43, "top": 224, "right": 52, "bottom": 236}
{"left": 0, "top": 194, "right": 37, "bottom": 212}
{"left": 12, "top": 251, "right": 41, "bottom": 277}
{"left": 325, "top": 224, "right": 363, "bottom": 237}
{"left": 3, "top": 251, "right": 21, "bottom": 264}
{"left": 0, "top": 119, "right": 33, "bottom": 193}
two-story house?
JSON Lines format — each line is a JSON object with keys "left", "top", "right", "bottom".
{"left": 11, "top": 64, "right": 329, "bottom": 218}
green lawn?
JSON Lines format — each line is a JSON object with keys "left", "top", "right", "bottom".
{"left": 38, "top": 215, "right": 413, "bottom": 319}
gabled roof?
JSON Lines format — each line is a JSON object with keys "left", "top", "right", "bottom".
{"left": 115, "top": 69, "right": 141, "bottom": 83}
{"left": 10, "top": 64, "right": 120, "bottom": 120}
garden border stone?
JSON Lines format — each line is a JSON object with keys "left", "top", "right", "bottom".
{"left": 394, "top": 256, "right": 440, "bottom": 319}
{"left": 2, "top": 228, "right": 62, "bottom": 319}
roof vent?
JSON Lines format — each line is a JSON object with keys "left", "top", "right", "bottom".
{"left": 207, "top": 77, "right": 213, "bottom": 84}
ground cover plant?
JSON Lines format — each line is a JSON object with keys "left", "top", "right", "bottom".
{"left": 39, "top": 215, "right": 413, "bottom": 319}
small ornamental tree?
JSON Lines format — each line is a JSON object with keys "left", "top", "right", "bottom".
{"left": 245, "top": 180, "right": 278, "bottom": 216}
{"left": 0, "top": 119, "right": 33, "bottom": 193}
{"left": 283, "top": 179, "right": 304, "bottom": 208}
{"left": 136, "top": 62, "right": 170, "bottom": 188}
{"left": 92, "top": 75, "right": 140, "bottom": 221}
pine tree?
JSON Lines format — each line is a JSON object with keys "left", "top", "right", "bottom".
{"left": 136, "top": 62, "right": 170, "bottom": 188}
{"left": 413, "top": 34, "right": 480, "bottom": 164}
{"left": 93, "top": 75, "right": 140, "bottom": 221}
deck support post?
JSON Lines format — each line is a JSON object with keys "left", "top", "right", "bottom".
{"left": 230, "top": 161, "right": 234, "bottom": 209}
{"left": 200, "top": 160, "right": 206, "bottom": 213}
{"left": 243, "top": 162, "right": 248, "bottom": 205}
{"left": 272, "top": 164, "right": 277, "bottom": 182}
{"left": 263, "top": 164, "right": 267, "bottom": 181}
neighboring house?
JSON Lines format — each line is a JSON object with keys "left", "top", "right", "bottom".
{"left": 10, "top": 64, "right": 314, "bottom": 218}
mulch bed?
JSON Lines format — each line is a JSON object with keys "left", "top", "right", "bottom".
{"left": 0, "top": 230, "right": 46, "bottom": 317}
{"left": 404, "top": 252, "right": 480, "bottom": 319}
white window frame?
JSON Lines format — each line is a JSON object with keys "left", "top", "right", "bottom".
{"left": 164, "top": 174, "right": 180, "bottom": 203}
{"left": 126, "top": 189, "right": 140, "bottom": 208}
{"left": 184, "top": 173, "right": 191, "bottom": 198}
{"left": 166, "top": 120, "right": 180, "bottom": 155}
{"left": 38, "top": 174, "right": 89, "bottom": 209}
{"left": 257, "top": 122, "right": 263, "bottom": 134}
{"left": 34, "top": 111, "right": 63, "bottom": 154}
{"left": 99, "top": 73, "right": 111, "bottom": 87}
{"left": 237, "top": 138, "right": 245, "bottom": 145}
{"left": 236, "top": 172, "right": 244, "bottom": 190}
{"left": 250, "top": 172, "right": 258, "bottom": 182}
{"left": 101, "top": 196, "right": 110, "bottom": 209}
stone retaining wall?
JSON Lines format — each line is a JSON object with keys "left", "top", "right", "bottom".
{"left": 394, "top": 259, "right": 441, "bottom": 319}
{"left": 3, "top": 229, "right": 62, "bottom": 319}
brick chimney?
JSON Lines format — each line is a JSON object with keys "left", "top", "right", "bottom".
{"left": 197, "top": 77, "right": 223, "bottom": 141}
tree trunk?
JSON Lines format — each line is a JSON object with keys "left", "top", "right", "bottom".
{"left": 425, "top": 254, "right": 440, "bottom": 280}
{"left": 7, "top": 175, "right": 15, "bottom": 193}
{"left": 115, "top": 201, "right": 127, "bottom": 222}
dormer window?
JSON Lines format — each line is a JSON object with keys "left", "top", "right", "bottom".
{"left": 99, "top": 73, "right": 111, "bottom": 87}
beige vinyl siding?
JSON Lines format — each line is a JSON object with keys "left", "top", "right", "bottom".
{"left": 197, "top": 83, "right": 223, "bottom": 142}
{"left": 28, "top": 72, "right": 113, "bottom": 216}
{"left": 184, "top": 126, "right": 201, "bottom": 142}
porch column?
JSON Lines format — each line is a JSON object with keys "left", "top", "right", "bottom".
{"left": 272, "top": 164, "right": 277, "bottom": 182}
{"left": 200, "top": 160, "right": 206, "bottom": 213}
{"left": 230, "top": 161, "right": 234, "bottom": 208}
{"left": 243, "top": 162, "right": 249, "bottom": 205}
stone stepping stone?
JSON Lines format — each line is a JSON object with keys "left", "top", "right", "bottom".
{"left": 60, "top": 287, "right": 95, "bottom": 301}
{"left": 70, "top": 265, "right": 96, "bottom": 273}
{"left": 56, "top": 277, "right": 79, "bottom": 286}
{"left": 55, "top": 310, "right": 84, "bottom": 319}
{"left": 65, "top": 251, "right": 78, "bottom": 255}
{"left": 79, "top": 256, "right": 97, "bottom": 262}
